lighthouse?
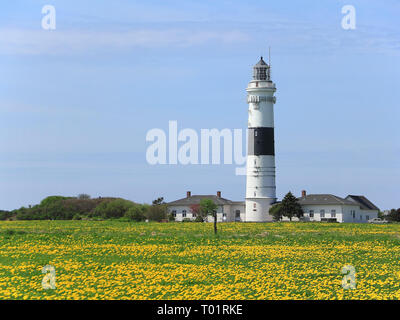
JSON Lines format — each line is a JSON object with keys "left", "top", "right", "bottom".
{"left": 245, "top": 57, "right": 277, "bottom": 222}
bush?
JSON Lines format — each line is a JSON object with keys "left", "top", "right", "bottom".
{"left": 125, "top": 205, "right": 147, "bottom": 222}
{"left": 40, "top": 196, "right": 70, "bottom": 207}
{"left": 92, "top": 199, "right": 135, "bottom": 219}
{"left": 15, "top": 207, "right": 36, "bottom": 220}
{"left": 146, "top": 204, "right": 167, "bottom": 222}
{"left": 9, "top": 195, "right": 148, "bottom": 221}
{"left": 0, "top": 211, "right": 12, "bottom": 221}
{"left": 387, "top": 209, "right": 400, "bottom": 222}
{"left": 194, "top": 215, "right": 204, "bottom": 222}
{"left": 269, "top": 203, "right": 283, "bottom": 222}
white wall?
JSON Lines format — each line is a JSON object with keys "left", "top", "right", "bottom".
{"left": 360, "top": 209, "right": 378, "bottom": 222}
{"left": 301, "top": 204, "right": 377, "bottom": 223}
{"left": 169, "top": 203, "right": 377, "bottom": 224}
{"left": 301, "top": 204, "right": 343, "bottom": 222}
{"left": 231, "top": 204, "right": 246, "bottom": 222}
{"left": 168, "top": 204, "right": 245, "bottom": 222}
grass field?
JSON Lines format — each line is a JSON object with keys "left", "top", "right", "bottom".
{"left": 1, "top": 220, "right": 400, "bottom": 300}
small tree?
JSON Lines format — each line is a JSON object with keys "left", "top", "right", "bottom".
{"left": 78, "top": 194, "right": 91, "bottom": 200}
{"left": 147, "top": 198, "right": 167, "bottom": 222}
{"left": 269, "top": 203, "right": 283, "bottom": 221}
{"left": 281, "top": 192, "right": 303, "bottom": 222}
{"left": 190, "top": 204, "right": 204, "bottom": 222}
{"left": 200, "top": 199, "right": 218, "bottom": 234}
{"left": 152, "top": 197, "right": 165, "bottom": 205}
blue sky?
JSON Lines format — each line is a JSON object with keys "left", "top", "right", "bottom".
{"left": 0, "top": 0, "right": 399, "bottom": 210}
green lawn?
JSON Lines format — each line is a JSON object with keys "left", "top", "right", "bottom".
{"left": 0, "top": 220, "right": 399, "bottom": 300}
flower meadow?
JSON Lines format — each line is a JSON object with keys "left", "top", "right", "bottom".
{"left": 1, "top": 221, "right": 400, "bottom": 300}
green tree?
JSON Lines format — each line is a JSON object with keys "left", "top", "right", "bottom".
{"left": 152, "top": 197, "right": 165, "bottom": 205}
{"left": 387, "top": 209, "right": 400, "bottom": 222}
{"left": 269, "top": 203, "right": 283, "bottom": 221}
{"left": 281, "top": 192, "right": 303, "bottom": 222}
{"left": 125, "top": 205, "right": 147, "bottom": 222}
{"left": 147, "top": 198, "right": 167, "bottom": 222}
{"left": 200, "top": 199, "right": 218, "bottom": 234}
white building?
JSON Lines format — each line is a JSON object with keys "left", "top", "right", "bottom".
{"left": 167, "top": 191, "right": 245, "bottom": 222}
{"left": 167, "top": 190, "right": 379, "bottom": 223}
{"left": 295, "top": 191, "right": 379, "bottom": 223}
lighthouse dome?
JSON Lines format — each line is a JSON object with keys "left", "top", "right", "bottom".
{"left": 253, "top": 56, "right": 270, "bottom": 81}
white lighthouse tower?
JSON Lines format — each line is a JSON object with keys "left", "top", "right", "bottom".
{"left": 245, "top": 56, "right": 277, "bottom": 222}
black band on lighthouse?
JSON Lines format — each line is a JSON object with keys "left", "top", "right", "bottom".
{"left": 248, "top": 127, "right": 275, "bottom": 156}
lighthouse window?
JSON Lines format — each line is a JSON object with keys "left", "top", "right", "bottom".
{"left": 254, "top": 192, "right": 256, "bottom": 197}
{"left": 253, "top": 203, "right": 256, "bottom": 208}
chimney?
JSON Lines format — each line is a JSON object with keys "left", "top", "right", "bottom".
{"left": 186, "top": 191, "right": 191, "bottom": 198}
{"left": 301, "top": 190, "right": 307, "bottom": 198}
{"left": 217, "top": 191, "right": 221, "bottom": 198}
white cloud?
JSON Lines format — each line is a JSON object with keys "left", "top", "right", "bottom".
{"left": 0, "top": 28, "right": 250, "bottom": 55}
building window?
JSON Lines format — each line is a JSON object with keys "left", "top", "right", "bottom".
{"left": 182, "top": 210, "right": 187, "bottom": 218}
{"left": 235, "top": 210, "right": 240, "bottom": 218}
{"left": 331, "top": 210, "right": 336, "bottom": 218}
{"left": 309, "top": 210, "right": 314, "bottom": 218}
{"left": 360, "top": 215, "right": 362, "bottom": 220}
{"left": 172, "top": 210, "right": 176, "bottom": 217}
{"left": 223, "top": 213, "right": 227, "bottom": 218}
{"left": 193, "top": 213, "right": 197, "bottom": 217}
{"left": 366, "top": 215, "right": 370, "bottom": 221}
{"left": 320, "top": 209, "right": 325, "bottom": 218}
